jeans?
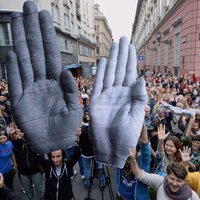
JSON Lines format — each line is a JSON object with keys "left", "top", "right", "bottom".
{"left": 66, "top": 146, "right": 84, "bottom": 176}
{"left": 20, "top": 172, "right": 44, "bottom": 200}
{"left": 81, "top": 156, "right": 105, "bottom": 190}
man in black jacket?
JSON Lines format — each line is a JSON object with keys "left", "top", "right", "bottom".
{"left": 0, "top": 173, "right": 19, "bottom": 200}
{"left": 37, "top": 147, "right": 80, "bottom": 200}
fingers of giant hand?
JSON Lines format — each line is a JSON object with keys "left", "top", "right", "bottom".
{"left": 92, "top": 58, "right": 107, "bottom": 98}
{"left": 39, "top": 10, "right": 62, "bottom": 80}
{"left": 122, "top": 43, "right": 137, "bottom": 86}
{"left": 103, "top": 42, "right": 119, "bottom": 88}
{"left": 131, "top": 77, "right": 148, "bottom": 97}
{"left": 23, "top": 1, "right": 46, "bottom": 81}
{"left": 113, "top": 37, "right": 129, "bottom": 86}
{"left": 129, "top": 77, "right": 148, "bottom": 115}
{"left": 6, "top": 51, "right": 23, "bottom": 105}
{"left": 94, "top": 36, "right": 138, "bottom": 97}
{"left": 11, "top": 11, "right": 34, "bottom": 88}
{"left": 103, "top": 37, "right": 137, "bottom": 88}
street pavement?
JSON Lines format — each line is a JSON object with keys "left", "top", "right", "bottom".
{"left": 13, "top": 163, "right": 117, "bottom": 200}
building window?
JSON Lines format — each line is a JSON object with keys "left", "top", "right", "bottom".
{"left": 71, "top": 22, "right": 75, "bottom": 34}
{"left": 166, "top": 0, "right": 169, "bottom": 7}
{"left": 78, "top": 26, "right": 81, "bottom": 35}
{"left": 157, "top": 65, "right": 160, "bottom": 72}
{"left": 173, "top": 67, "right": 179, "bottom": 77}
{"left": 96, "top": 36, "right": 99, "bottom": 42}
{"left": 153, "top": 50, "right": 156, "bottom": 66}
{"left": 51, "top": 3, "right": 60, "bottom": 24}
{"left": 95, "top": 25, "right": 99, "bottom": 31}
{"left": 79, "top": 44, "right": 92, "bottom": 57}
{"left": 182, "top": 56, "right": 185, "bottom": 68}
{"left": 164, "top": 66, "right": 168, "bottom": 74}
{"left": 164, "top": 34, "right": 169, "bottom": 66}
{"left": 96, "top": 47, "right": 100, "bottom": 54}
{"left": 159, "top": 0, "right": 162, "bottom": 17}
{"left": 174, "top": 32, "right": 180, "bottom": 66}
{"left": 64, "top": 13, "right": 70, "bottom": 30}
{"left": 0, "top": 23, "right": 12, "bottom": 46}
{"left": 157, "top": 45, "right": 160, "bottom": 66}
{"left": 65, "top": 39, "right": 73, "bottom": 53}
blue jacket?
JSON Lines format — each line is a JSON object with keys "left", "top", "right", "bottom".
{"left": 116, "top": 143, "right": 151, "bottom": 200}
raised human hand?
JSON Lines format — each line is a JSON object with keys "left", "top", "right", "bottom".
{"left": 129, "top": 148, "right": 137, "bottom": 161}
{"left": 157, "top": 124, "right": 169, "bottom": 141}
{"left": 179, "top": 146, "right": 191, "bottom": 163}
{"left": 0, "top": 173, "right": 4, "bottom": 188}
{"left": 89, "top": 37, "right": 148, "bottom": 168}
{"left": 6, "top": 1, "right": 83, "bottom": 154}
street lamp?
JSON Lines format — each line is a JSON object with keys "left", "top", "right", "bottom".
{"left": 156, "top": 31, "right": 172, "bottom": 46}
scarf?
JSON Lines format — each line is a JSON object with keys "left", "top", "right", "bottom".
{"left": 164, "top": 177, "right": 192, "bottom": 200}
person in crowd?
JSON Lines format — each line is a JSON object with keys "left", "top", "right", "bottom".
{"left": 188, "top": 135, "right": 200, "bottom": 172}
{"left": 115, "top": 124, "right": 151, "bottom": 200}
{"left": 184, "top": 116, "right": 200, "bottom": 138}
{"left": 180, "top": 146, "right": 200, "bottom": 197}
{"left": 9, "top": 122, "right": 45, "bottom": 200}
{"left": 81, "top": 91, "right": 89, "bottom": 112}
{"left": 176, "top": 95, "right": 190, "bottom": 109}
{"left": 0, "top": 173, "right": 19, "bottom": 200}
{"left": 129, "top": 149, "right": 199, "bottom": 200}
{"left": 170, "top": 101, "right": 185, "bottom": 138}
{"left": 144, "top": 105, "right": 154, "bottom": 130}
{"left": 148, "top": 118, "right": 159, "bottom": 172}
{"left": 154, "top": 124, "right": 182, "bottom": 176}
{"left": 181, "top": 135, "right": 200, "bottom": 172}
{"left": 79, "top": 112, "right": 105, "bottom": 190}
{"left": 0, "top": 125, "right": 17, "bottom": 190}
{"left": 0, "top": 94, "right": 12, "bottom": 125}
{"left": 65, "top": 144, "right": 84, "bottom": 180}
{"left": 151, "top": 106, "right": 172, "bottom": 134}
{"left": 36, "top": 148, "right": 80, "bottom": 200}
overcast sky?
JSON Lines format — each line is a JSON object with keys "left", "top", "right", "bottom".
{"left": 94, "top": 0, "right": 138, "bottom": 42}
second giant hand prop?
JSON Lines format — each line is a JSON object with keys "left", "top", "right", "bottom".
{"left": 6, "top": 1, "right": 83, "bottom": 154}
{"left": 89, "top": 37, "right": 148, "bottom": 168}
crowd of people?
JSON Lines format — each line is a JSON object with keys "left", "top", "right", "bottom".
{"left": 0, "top": 70, "right": 200, "bottom": 200}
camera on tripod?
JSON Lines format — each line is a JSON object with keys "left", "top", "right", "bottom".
{"left": 84, "top": 159, "right": 114, "bottom": 200}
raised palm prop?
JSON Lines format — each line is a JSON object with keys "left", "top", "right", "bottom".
{"left": 6, "top": 1, "right": 83, "bottom": 153}
{"left": 89, "top": 37, "right": 148, "bottom": 168}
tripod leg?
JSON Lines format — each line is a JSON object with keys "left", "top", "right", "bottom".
{"left": 104, "top": 166, "right": 115, "bottom": 200}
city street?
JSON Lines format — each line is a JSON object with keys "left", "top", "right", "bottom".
{"left": 13, "top": 163, "right": 117, "bottom": 200}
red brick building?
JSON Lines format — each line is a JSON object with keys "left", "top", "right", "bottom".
{"left": 131, "top": 0, "right": 200, "bottom": 79}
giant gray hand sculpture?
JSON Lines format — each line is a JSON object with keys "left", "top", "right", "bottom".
{"left": 6, "top": 1, "right": 83, "bottom": 153}
{"left": 89, "top": 37, "right": 148, "bottom": 168}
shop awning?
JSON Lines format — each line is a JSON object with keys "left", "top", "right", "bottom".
{"left": 63, "top": 64, "right": 82, "bottom": 69}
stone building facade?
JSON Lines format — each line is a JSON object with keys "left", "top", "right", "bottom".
{"left": 0, "top": 0, "right": 97, "bottom": 78}
{"left": 94, "top": 4, "right": 112, "bottom": 65}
